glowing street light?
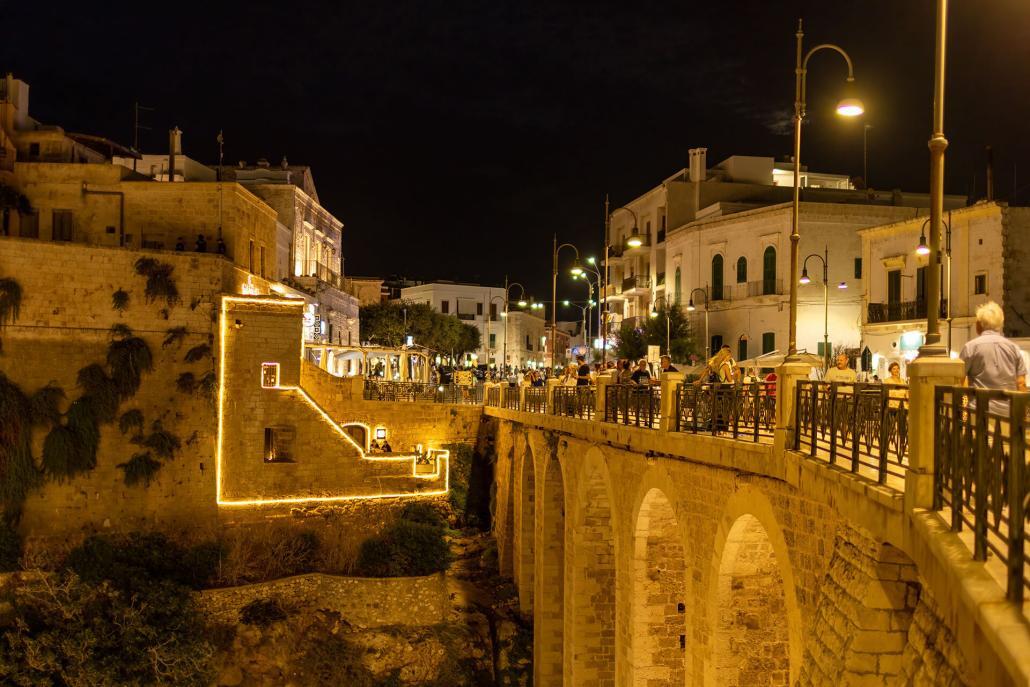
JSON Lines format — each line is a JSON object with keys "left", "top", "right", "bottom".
{"left": 835, "top": 98, "right": 865, "bottom": 117}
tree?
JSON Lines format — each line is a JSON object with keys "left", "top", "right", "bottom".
{"left": 613, "top": 306, "right": 699, "bottom": 363}
{"left": 359, "top": 301, "right": 481, "bottom": 360}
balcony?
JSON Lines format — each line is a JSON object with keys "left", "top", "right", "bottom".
{"left": 622, "top": 275, "right": 651, "bottom": 295}
{"left": 656, "top": 228, "right": 666, "bottom": 244}
{"left": 867, "top": 299, "right": 948, "bottom": 324}
{"left": 296, "top": 260, "right": 341, "bottom": 289}
{"left": 733, "top": 278, "right": 784, "bottom": 299}
{"left": 655, "top": 272, "right": 666, "bottom": 287}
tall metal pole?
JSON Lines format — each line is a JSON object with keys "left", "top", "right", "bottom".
{"left": 822, "top": 249, "right": 829, "bottom": 370}
{"left": 789, "top": 19, "right": 805, "bottom": 357}
{"left": 863, "top": 124, "right": 871, "bottom": 187}
{"left": 551, "top": 234, "right": 558, "bottom": 373}
{"left": 921, "top": 0, "right": 948, "bottom": 356}
{"left": 602, "top": 195, "right": 610, "bottom": 366}
{"left": 503, "top": 275, "right": 509, "bottom": 374}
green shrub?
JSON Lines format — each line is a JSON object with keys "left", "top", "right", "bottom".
{"left": 116, "top": 451, "right": 162, "bottom": 486}
{"left": 0, "top": 521, "right": 21, "bottom": 571}
{"left": 64, "top": 531, "right": 220, "bottom": 593}
{"left": 0, "top": 573, "right": 215, "bottom": 685}
{"left": 399, "top": 501, "right": 448, "bottom": 529}
{"left": 107, "top": 335, "right": 153, "bottom": 399}
{"left": 28, "top": 383, "right": 64, "bottom": 426}
{"left": 181, "top": 540, "right": 224, "bottom": 588}
{"left": 118, "top": 408, "right": 144, "bottom": 435}
{"left": 184, "top": 343, "right": 211, "bottom": 363}
{"left": 239, "top": 597, "right": 288, "bottom": 627}
{"left": 355, "top": 519, "right": 450, "bottom": 577}
{"left": 111, "top": 288, "right": 129, "bottom": 311}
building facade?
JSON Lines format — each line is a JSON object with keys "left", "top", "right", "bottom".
{"left": 502, "top": 310, "right": 548, "bottom": 370}
{"left": 399, "top": 281, "right": 506, "bottom": 367}
{"left": 859, "top": 202, "right": 1030, "bottom": 376}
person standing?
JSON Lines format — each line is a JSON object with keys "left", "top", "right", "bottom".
{"left": 630, "top": 358, "right": 652, "bottom": 385}
{"left": 824, "top": 353, "right": 857, "bottom": 383}
{"left": 575, "top": 355, "right": 592, "bottom": 386}
{"left": 659, "top": 354, "right": 678, "bottom": 374}
{"left": 960, "top": 301, "right": 1027, "bottom": 414}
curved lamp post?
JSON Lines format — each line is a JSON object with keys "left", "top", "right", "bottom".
{"left": 787, "top": 19, "right": 864, "bottom": 358}
{"left": 800, "top": 246, "right": 848, "bottom": 369}
{"left": 915, "top": 212, "right": 953, "bottom": 352}
{"left": 552, "top": 237, "right": 580, "bottom": 372}
{"left": 602, "top": 202, "right": 641, "bottom": 366}
{"left": 498, "top": 279, "right": 529, "bottom": 372}
{"left": 686, "top": 287, "right": 710, "bottom": 359}
{"left": 649, "top": 293, "right": 672, "bottom": 356}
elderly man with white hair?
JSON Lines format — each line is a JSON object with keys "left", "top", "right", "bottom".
{"left": 959, "top": 302, "right": 1027, "bottom": 409}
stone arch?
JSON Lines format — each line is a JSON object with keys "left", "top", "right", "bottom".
{"left": 569, "top": 446, "right": 617, "bottom": 686}
{"left": 498, "top": 444, "right": 516, "bottom": 576}
{"left": 630, "top": 486, "right": 688, "bottom": 687}
{"left": 516, "top": 439, "right": 536, "bottom": 613}
{"left": 536, "top": 441, "right": 567, "bottom": 686}
{"left": 706, "top": 485, "right": 802, "bottom": 687}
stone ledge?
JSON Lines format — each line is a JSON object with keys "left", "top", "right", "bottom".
{"left": 198, "top": 571, "right": 449, "bottom": 628}
{"left": 907, "top": 510, "right": 1030, "bottom": 687}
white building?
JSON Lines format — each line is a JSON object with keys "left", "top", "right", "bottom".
{"left": 859, "top": 202, "right": 1030, "bottom": 376}
{"left": 399, "top": 281, "right": 506, "bottom": 366}
{"left": 605, "top": 148, "right": 964, "bottom": 364}
{"left": 503, "top": 310, "right": 548, "bottom": 370}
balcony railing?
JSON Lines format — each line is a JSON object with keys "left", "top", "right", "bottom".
{"left": 297, "top": 260, "right": 341, "bottom": 288}
{"left": 552, "top": 386, "right": 595, "bottom": 419}
{"left": 656, "top": 272, "right": 666, "bottom": 287}
{"left": 676, "top": 382, "right": 774, "bottom": 442}
{"left": 604, "top": 384, "right": 661, "bottom": 428}
{"left": 867, "top": 299, "right": 948, "bottom": 324}
{"left": 363, "top": 380, "right": 483, "bottom": 404}
{"left": 934, "top": 386, "right": 1030, "bottom": 602}
{"left": 524, "top": 386, "right": 548, "bottom": 413}
{"left": 794, "top": 381, "right": 909, "bottom": 483}
{"left": 622, "top": 275, "right": 651, "bottom": 292}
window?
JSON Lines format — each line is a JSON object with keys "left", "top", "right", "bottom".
{"left": 887, "top": 270, "right": 902, "bottom": 303}
{"left": 19, "top": 211, "right": 38, "bottom": 238}
{"left": 28, "top": 142, "right": 39, "bottom": 159}
{"left": 974, "top": 273, "right": 987, "bottom": 295}
{"left": 674, "top": 267, "right": 682, "bottom": 305}
{"left": 762, "top": 246, "right": 777, "bottom": 295}
{"left": 489, "top": 333, "right": 496, "bottom": 347}
{"left": 264, "top": 426, "right": 296, "bottom": 463}
{"left": 52, "top": 210, "right": 73, "bottom": 241}
{"left": 737, "top": 338, "right": 747, "bottom": 362}
{"left": 762, "top": 332, "right": 775, "bottom": 354}
{"left": 249, "top": 240, "right": 255, "bottom": 273}
{"left": 343, "top": 424, "right": 367, "bottom": 449}
{"left": 489, "top": 303, "right": 498, "bottom": 319}
{"left": 526, "top": 335, "right": 532, "bottom": 351}
{"left": 441, "top": 300, "right": 449, "bottom": 314}
{"left": 736, "top": 256, "right": 747, "bottom": 283}
{"left": 259, "top": 246, "right": 266, "bottom": 278}
{"left": 711, "top": 255, "right": 724, "bottom": 300}
{"left": 711, "top": 334, "right": 723, "bottom": 354}
{"left": 261, "top": 362, "right": 281, "bottom": 388}
{"left": 817, "top": 341, "right": 833, "bottom": 357}
{"left": 476, "top": 302, "right": 483, "bottom": 316}
{"left": 854, "top": 257, "right": 863, "bottom": 279}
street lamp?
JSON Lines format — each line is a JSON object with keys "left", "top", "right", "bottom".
{"left": 552, "top": 236, "right": 580, "bottom": 372}
{"left": 787, "top": 18, "right": 863, "bottom": 358}
{"left": 573, "top": 271, "right": 598, "bottom": 346}
{"left": 650, "top": 294, "right": 673, "bottom": 356}
{"left": 919, "top": 0, "right": 949, "bottom": 358}
{"left": 800, "top": 246, "right": 843, "bottom": 369}
{"left": 686, "top": 287, "right": 710, "bottom": 359}
{"left": 915, "top": 212, "right": 953, "bottom": 352}
{"left": 499, "top": 278, "right": 529, "bottom": 373}
{"left": 576, "top": 259, "right": 603, "bottom": 341}
{"left": 562, "top": 299, "right": 591, "bottom": 356}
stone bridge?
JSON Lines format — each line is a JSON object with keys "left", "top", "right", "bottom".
{"left": 484, "top": 363, "right": 1030, "bottom": 686}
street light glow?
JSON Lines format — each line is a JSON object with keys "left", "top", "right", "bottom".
{"left": 562, "top": 299, "right": 570, "bottom": 306}
{"left": 838, "top": 281, "right": 848, "bottom": 289}
{"left": 835, "top": 98, "right": 865, "bottom": 117}
{"left": 517, "top": 299, "right": 527, "bottom": 307}
{"left": 799, "top": 270, "right": 812, "bottom": 285}
{"left": 570, "top": 261, "right": 584, "bottom": 276}
{"left": 686, "top": 299, "right": 696, "bottom": 312}
{"left": 586, "top": 256, "right": 596, "bottom": 264}
{"left": 916, "top": 234, "right": 930, "bottom": 255}
{"left": 626, "top": 234, "right": 643, "bottom": 248}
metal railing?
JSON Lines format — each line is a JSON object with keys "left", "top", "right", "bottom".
{"left": 675, "top": 382, "right": 775, "bottom": 441}
{"left": 297, "top": 260, "right": 341, "bottom": 288}
{"left": 794, "top": 381, "right": 909, "bottom": 483}
{"left": 867, "top": 299, "right": 948, "bottom": 324}
{"left": 552, "top": 386, "right": 595, "bottom": 419}
{"left": 501, "top": 385, "right": 520, "bottom": 410}
{"left": 524, "top": 386, "right": 548, "bottom": 413}
{"left": 363, "top": 380, "right": 483, "bottom": 404}
{"left": 486, "top": 386, "right": 500, "bottom": 407}
{"left": 622, "top": 275, "right": 651, "bottom": 292}
{"left": 604, "top": 384, "right": 661, "bottom": 428}
{"left": 933, "top": 386, "right": 1030, "bottom": 602}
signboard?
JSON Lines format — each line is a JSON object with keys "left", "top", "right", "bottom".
{"left": 647, "top": 345, "right": 661, "bottom": 365}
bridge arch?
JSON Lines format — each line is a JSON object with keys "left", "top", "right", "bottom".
{"left": 536, "top": 437, "right": 567, "bottom": 686}
{"left": 515, "top": 437, "right": 536, "bottom": 613}
{"left": 568, "top": 445, "right": 617, "bottom": 685}
{"left": 706, "top": 485, "right": 802, "bottom": 687}
{"left": 629, "top": 483, "right": 688, "bottom": 687}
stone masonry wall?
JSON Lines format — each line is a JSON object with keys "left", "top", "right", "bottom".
{"left": 1001, "top": 206, "right": 1030, "bottom": 338}
{"left": 899, "top": 581, "right": 972, "bottom": 687}
{"left": 0, "top": 238, "right": 258, "bottom": 539}
{"left": 198, "top": 571, "right": 449, "bottom": 628}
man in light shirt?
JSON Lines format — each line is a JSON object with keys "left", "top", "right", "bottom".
{"left": 824, "top": 353, "right": 857, "bottom": 383}
{"left": 960, "top": 301, "right": 1027, "bottom": 414}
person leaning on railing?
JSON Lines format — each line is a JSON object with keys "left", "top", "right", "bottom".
{"left": 959, "top": 301, "right": 1027, "bottom": 415}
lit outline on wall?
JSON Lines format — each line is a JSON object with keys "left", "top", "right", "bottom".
{"left": 217, "top": 295, "right": 449, "bottom": 508}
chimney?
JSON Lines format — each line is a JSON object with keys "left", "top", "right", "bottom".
{"left": 280, "top": 155, "right": 289, "bottom": 170}
{"left": 986, "top": 145, "right": 995, "bottom": 202}
{"left": 689, "top": 147, "right": 707, "bottom": 183}
{"left": 168, "top": 127, "right": 182, "bottom": 182}
{"left": 256, "top": 158, "right": 270, "bottom": 168}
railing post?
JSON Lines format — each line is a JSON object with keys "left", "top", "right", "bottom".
{"left": 1007, "top": 396, "right": 1026, "bottom": 603}
{"left": 774, "top": 362, "right": 812, "bottom": 457}
{"left": 595, "top": 374, "right": 611, "bottom": 421}
{"left": 659, "top": 372, "right": 684, "bottom": 432}
{"left": 904, "top": 355, "right": 965, "bottom": 512}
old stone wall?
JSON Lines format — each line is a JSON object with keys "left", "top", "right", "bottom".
{"left": 1001, "top": 206, "right": 1030, "bottom": 338}
{"left": 899, "top": 581, "right": 972, "bottom": 687}
{"left": 0, "top": 238, "right": 258, "bottom": 538}
{"left": 198, "top": 571, "right": 449, "bottom": 628}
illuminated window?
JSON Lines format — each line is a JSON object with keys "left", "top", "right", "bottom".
{"left": 264, "top": 426, "right": 295, "bottom": 463}
{"left": 375, "top": 426, "right": 387, "bottom": 440}
{"left": 974, "top": 273, "right": 987, "bottom": 295}
{"left": 261, "top": 362, "right": 280, "bottom": 388}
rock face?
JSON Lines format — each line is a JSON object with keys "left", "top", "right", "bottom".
{"left": 212, "top": 530, "right": 532, "bottom": 686}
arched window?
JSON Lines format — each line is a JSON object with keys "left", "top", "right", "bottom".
{"left": 712, "top": 255, "right": 724, "bottom": 300}
{"left": 762, "top": 246, "right": 777, "bottom": 295}
{"left": 674, "top": 267, "right": 682, "bottom": 305}
{"left": 736, "top": 256, "right": 748, "bottom": 284}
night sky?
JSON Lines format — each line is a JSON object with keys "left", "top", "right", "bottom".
{"left": 3, "top": 1, "right": 1029, "bottom": 303}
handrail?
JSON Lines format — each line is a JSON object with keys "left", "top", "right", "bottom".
{"left": 552, "top": 386, "right": 595, "bottom": 419}
{"left": 933, "top": 385, "right": 1030, "bottom": 603}
{"left": 676, "top": 382, "right": 774, "bottom": 442}
{"left": 362, "top": 380, "right": 483, "bottom": 405}
{"left": 604, "top": 384, "right": 661, "bottom": 428}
